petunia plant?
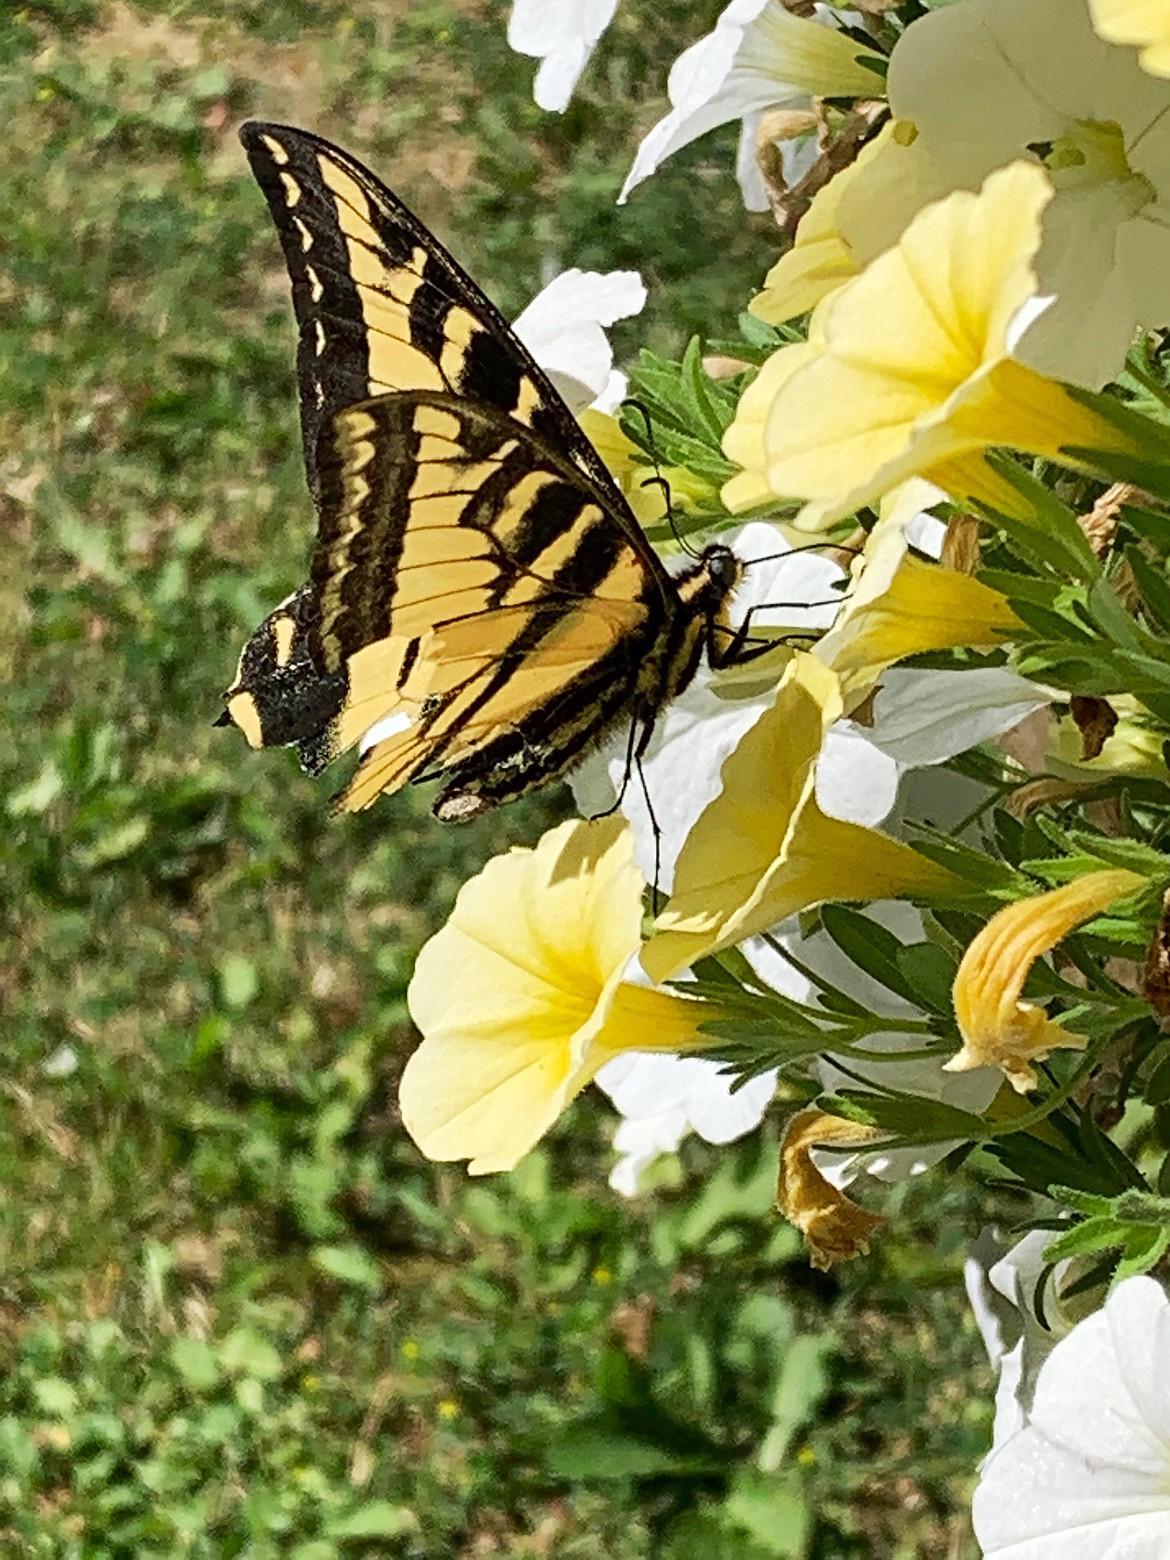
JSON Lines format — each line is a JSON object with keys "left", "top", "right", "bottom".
{"left": 395, "top": 0, "right": 1170, "bottom": 1549}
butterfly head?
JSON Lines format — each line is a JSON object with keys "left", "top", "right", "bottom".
{"left": 701, "top": 543, "right": 741, "bottom": 598}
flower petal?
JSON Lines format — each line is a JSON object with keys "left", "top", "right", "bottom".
{"left": 947, "top": 869, "right": 1147, "bottom": 1092}
{"left": 507, "top": 0, "right": 620, "bottom": 111}
{"left": 512, "top": 267, "right": 647, "bottom": 412}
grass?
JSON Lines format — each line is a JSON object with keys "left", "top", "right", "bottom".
{"left": 3, "top": 3, "right": 999, "bottom": 1554}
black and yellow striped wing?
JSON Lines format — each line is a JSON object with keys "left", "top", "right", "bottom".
{"left": 311, "top": 392, "right": 671, "bottom": 816}
{"left": 222, "top": 123, "right": 738, "bottom": 819}
{"left": 240, "top": 120, "right": 628, "bottom": 516}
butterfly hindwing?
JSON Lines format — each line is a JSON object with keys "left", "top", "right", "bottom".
{"left": 310, "top": 393, "right": 666, "bottom": 810}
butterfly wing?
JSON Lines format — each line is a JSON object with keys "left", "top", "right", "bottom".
{"left": 309, "top": 392, "right": 668, "bottom": 814}
{"left": 226, "top": 122, "right": 697, "bottom": 816}
{"left": 239, "top": 121, "right": 635, "bottom": 519}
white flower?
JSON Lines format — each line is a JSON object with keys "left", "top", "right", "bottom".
{"left": 570, "top": 519, "right": 848, "bottom": 885}
{"left": 619, "top": 1, "right": 882, "bottom": 211}
{"left": 512, "top": 267, "right": 647, "bottom": 414}
{"left": 973, "top": 1275, "right": 1170, "bottom": 1559}
{"left": 598, "top": 1053, "right": 778, "bottom": 1195}
{"left": 964, "top": 1229, "right": 1094, "bottom": 1450}
{"left": 837, "top": 0, "right": 1170, "bottom": 387}
{"left": 507, "top": 0, "right": 620, "bottom": 112}
{"left": 852, "top": 666, "right": 1053, "bottom": 771}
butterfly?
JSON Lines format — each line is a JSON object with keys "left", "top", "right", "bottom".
{"left": 219, "top": 121, "right": 749, "bottom": 821}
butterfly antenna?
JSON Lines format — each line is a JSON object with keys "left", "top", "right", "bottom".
{"left": 622, "top": 396, "right": 701, "bottom": 560}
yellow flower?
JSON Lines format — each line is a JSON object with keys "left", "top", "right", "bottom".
{"left": 749, "top": 124, "right": 893, "bottom": 327}
{"left": 947, "top": 869, "right": 1146, "bottom": 1093}
{"left": 578, "top": 408, "right": 716, "bottom": 525}
{"left": 401, "top": 816, "right": 715, "bottom": 1174}
{"left": 641, "top": 654, "right": 960, "bottom": 982}
{"left": 722, "top": 161, "right": 1140, "bottom": 530}
{"left": 816, "top": 503, "right": 1023, "bottom": 709}
{"left": 1089, "top": 1, "right": 1170, "bottom": 80}
{"left": 778, "top": 1109, "right": 888, "bottom": 1270}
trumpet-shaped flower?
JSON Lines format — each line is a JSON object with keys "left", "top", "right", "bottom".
{"left": 815, "top": 514, "right": 1025, "bottom": 709}
{"left": 749, "top": 122, "right": 892, "bottom": 325}
{"left": 512, "top": 267, "right": 646, "bottom": 414}
{"left": 965, "top": 1229, "right": 1103, "bottom": 1451}
{"left": 973, "top": 1275, "right": 1170, "bottom": 1559}
{"left": 834, "top": 0, "right": 1170, "bottom": 388}
{"left": 571, "top": 521, "right": 849, "bottom": 887}
{"left": 619, "top": 1, "right": 883, "bottom": 211}
{"left": 723, "top": 161, "right": 1141, "bottom": 529}
{"left": 598, "top": 1054, "right": 778, "bottom": 1195}
{"left": 401, "top": 816, "right": 718, "bottom": 1174}
{"left": 778, "top": 1108, "right": 888, "bottom": 1269}
{"left": 1090, "top": 0, "right": 1170, "bottom": 76}
{"left": 947, "top": 869, "right": 1147, "bottom": 1093}
{"left": 507, "top": 0, "right": 619, "bottom": 112}
{"left": 640, "top": 653, "right": 960, "bottom": 982}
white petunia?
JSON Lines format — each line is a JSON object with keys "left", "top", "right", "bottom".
{"left": 598, "top": 1053, "right": 778, "bottom": 1196}
{"left": 973, "top": 1275, "right": 1170, "bottom": 1559}
{"left": 964, "top": 1229, "right": 1095, "bottom": 1451}
{"left": 570, "top": 519, "right": 847, "bottom": 885}
{"left": 619, "top": 1, "right": 882, "bottom": 211}
{"left": 507, "top": 0, "right": 620, "bottom": 112}
{"left": 512, "top": 267, "right": 647, "bottom": 413}
{"left": 850, "top": 666, "right": 1053, "bottom": 771}
{"left": 836, "top": 0, "right": 1170, "bottom": 387}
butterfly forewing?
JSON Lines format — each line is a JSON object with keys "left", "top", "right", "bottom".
{"left": 240, "top": 122, "right": 633, "bottom": 518}
{"left": 312, "top": 394, "right": 662, "bottom": 803}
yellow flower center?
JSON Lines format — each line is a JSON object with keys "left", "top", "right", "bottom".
{"left": 1044, "top": 120, "right": 1155, "bottom": 214}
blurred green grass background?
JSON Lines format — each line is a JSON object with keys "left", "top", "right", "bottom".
{"left": 3, "top": 3, "right": 997, "bottom": 1554}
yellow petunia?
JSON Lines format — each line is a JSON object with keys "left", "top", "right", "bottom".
{"left": 816, "top": 506, "right": 1024, "bottom": 709}
{"left": 1088, "top": 0, "right": 1170, "bottom": 78}
{"left": 749, "top": 124, "right": 894, "bottom": 327}
{"left": 778, "top": 1109, "right": 888, "bottom": 1270}
{"left": 946, "top": 869, "right": 1147, "bottom": 1093}
{"left": 577, "top": 408, "right": 716, "bottom": 526}
{"left": 640, "top": 653, "right": 960, "bottom": 982}
{"left": 401, "top": 816, "right": 717, "bottom": 1174}
{"left": 722, "top": 161, "right": 1141, "bottom": 530}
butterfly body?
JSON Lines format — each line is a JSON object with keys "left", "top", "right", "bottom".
{"left": 221, "top": 122, "right": 743, "bottom": 818}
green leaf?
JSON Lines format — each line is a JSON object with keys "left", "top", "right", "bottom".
{"left": 217, "top": 1326, "right": 283, "bottom": 1381}
{"left": 310, "top": 1243, "right": 383, "bottom": 1292}
{"left": 169, "top": 1336, "right": 220, "bottom": 1391}
{"left": 216, "top": 954, "right": 258, "bottom": 1010}
{"left": 32, "top": 1377, "right": 78, "bottom": 1417}
{"left": 758, "top": 1334, "right": 831, "bottom": 1472}
{"left": 725, "top": 1470, "right": 811, "bottom": 1558}
{"left": 325, "top": 1502, "right": 418, "bottom": 1540}
{"left": 546, "top": 1427, "right": 725, "bottom": 1481}
{"left": 819, "top": 905, "right": 919, "bottom": 1005}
